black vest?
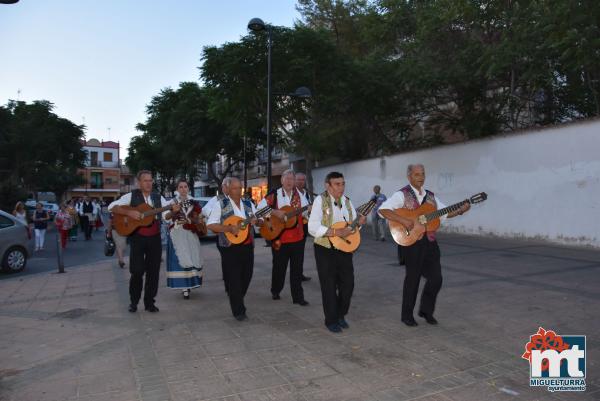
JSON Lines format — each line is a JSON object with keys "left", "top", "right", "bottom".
{"left": 130, "top": 189, "right": 162, "bottom": 221}
{"left": 82, "top": 202, "right": 93, "bottom": 213}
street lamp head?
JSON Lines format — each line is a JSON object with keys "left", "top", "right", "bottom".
{"left": 248, "top": 17, "right": 266, "bottom": 32}
{"left": 293, "top": 87, "right": 312, "bottom": 98}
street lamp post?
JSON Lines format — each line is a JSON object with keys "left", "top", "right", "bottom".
{"left": 248, "top": 18, "right": 312, "bottom": 192}
{"left": 248, "top": 18, "right": 273, "bottom": 191}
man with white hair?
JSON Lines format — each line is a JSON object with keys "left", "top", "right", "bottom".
{"left": 378, "top": 164, "right": 470, "bottom": 327}
{"left": 258, "top": 169, "right": 309, "bottom": 306}
{"left": 203, "top": 178, "right": 231, "bottom": 292}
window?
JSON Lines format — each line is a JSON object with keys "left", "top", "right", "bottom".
{"left": 90, "top": 172, "right": 103, "bottom": 189}
{"left": 103, "top": 152, "right": 113, "bottom": 162}
{"left": 124, "top": 177, "right": 130, "bottom": 185}
{"left": 0, "top": 215, "right": 15, "bottom": 229}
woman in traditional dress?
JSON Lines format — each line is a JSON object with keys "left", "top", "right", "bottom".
{"left": 164, "top": 180, "right": 205, "bottom": 299}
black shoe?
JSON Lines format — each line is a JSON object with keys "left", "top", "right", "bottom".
{"left": 118, "top": 261, "right": 125, "bottom": 269}
{"left": 380, "top": 238, "right": 385, "bottom": 242}
{"left": 234, "top": 313, "right": 248, "bottom": 321}
{"left": 301, "top": 275, "right": 311, "bottom": 282}
{"left": 401, "top": 317, "right": 418, "bottom": 327}
{"left": 338, "top": 318, "right": 349, "bottom": 329}
{"left": 145, "top": 305, "right": 159, "bottom": 313}
{"left": 272, "top": 294, "right": 281, "bottom": 300}
{"left": 418, "top": 311, "right": 438, "bottom": 325}
{"left": 326, "top": 323, "right": 343, "bottom": 333}
{"left": 128, "top": 304, "right": 137, "bottom": 313}
{"left": 183, "top": 290, "right": 190, "bottom": 300}
{"left": 293, "top": 300, "right": 309, "bottom": 306}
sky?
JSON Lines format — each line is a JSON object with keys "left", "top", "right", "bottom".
{"left": 0, "top": 0, "right": 301, "bottom": 157}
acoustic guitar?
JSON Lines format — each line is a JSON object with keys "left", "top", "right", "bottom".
{"left": 113, "top": 199, "right": 193, "bottom": 236}
{"left": 388, "top": 192, "right": 487, "bottom": 246}
{"left": 223, "top": 205, "right": 272, "bottom": 245}
{"left": 260, "top": 205, "right": 310, "bottom": 241}
{"left": 329, "top": 199, "right": 377, "bottom": 253}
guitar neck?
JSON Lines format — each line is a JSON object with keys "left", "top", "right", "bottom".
{"left": 285, "top": 205, "right": 310, "bottom": 218}
{"left": 349, "top": 201, "right": 376, "bottom": 229}
{"left": 425, "top": 200, "right": 469, "bottom": 221}
{"left": 142, "top": 204, "right": 173, "bottom": 218}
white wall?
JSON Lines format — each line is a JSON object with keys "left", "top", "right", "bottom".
{"left": 311, "top": 119, "right": 600, "bottom": 247}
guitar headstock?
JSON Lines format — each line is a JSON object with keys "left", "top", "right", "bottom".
{"left": 358, "top": 199, "right": 377, "bottom": 216}
{"left": 469, "top": 192, "right": 487, "bottom": 204}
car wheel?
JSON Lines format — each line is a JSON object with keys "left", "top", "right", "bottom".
{"left": 2, "top": 246, "right": 27, "bottom": 273}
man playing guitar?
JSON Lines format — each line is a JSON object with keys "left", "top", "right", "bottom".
{"left": 258, "top": 169, "right": 310, "bottom": 306}
{"left": 308, "top": 171, "right": 366, "bottom": 333}
{"left": 378, "top": 164, "right": 470, "bottom": 327}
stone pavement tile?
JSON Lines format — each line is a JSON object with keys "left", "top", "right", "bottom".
{"left": 242, "top": 332, "right": 295, "bottom": 352}
{"left": 77, "top": 390, "right": 140, "bottom": 401}
{"left": 203, "top": 338, "right": 250, "bottom": 357}
{"left": 300, "top": 336, "right": 349, "bottom": 356}
{"left": 228, "top": 321, "right": 279, "bottom": 338}
{"left": 4, "top": 378, "right": 78, "bottom": 401}
{"left": 339, "top": 365, "right": 403, "bottom": 392}
{"left": 273, "top": 359, "right": 338, "bottom": 383}
{"left": 224, "top": 366, "right": 288, "bottom": 393}
{"left": 155, "top": 344, "right": 207, "bottom": 366}
{"left": 291, "top": 373, "right": 377, "bottom": 401}
{"left": 163, "top": 358, "right": 219, "bottom": 383}
{"left": 187, "top": 321, "right": 240, "bottom": 344}
{"left": 283, "top": 327, "right": 333, "bottom": 344}
{"left": 77, "top": 369, "right": 137, "bottom": 396}
{"left": 235, "top": 384, "right": 303, "bottom": 401}
{"left": 211, "top": 351, "right": 268, "bottom": 373}
{"left": 76, "top": 345, "right": 132, "bottom": 374}
{"left": 254, "top": 344, "right": 313, "bottom": 365}
{"left": 323, "top": 350, "right": 383, "bottom": 373}
{"left": 371, "top": 387, "right": 411, "bottom": 401}
{"left": 441, "top": 381, "right": 522, "bottom": 401}
{"left": 169, "top": 374, "right": 234, "bottom": 400}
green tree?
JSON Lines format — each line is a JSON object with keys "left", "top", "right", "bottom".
{"left": 0, "top": 100, "right": 86, "bottom": 210}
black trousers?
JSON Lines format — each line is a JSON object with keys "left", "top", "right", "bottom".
{"left": 401, "top": 237, "right": 442, "bottom": 319}
{"left": 271, "top": 241, "right": 305, "bottom": 302}
{"left": 216, "top": 242, "right": 228, "bottom": 292}
{"left": 314, "top": 244, "right": 354, "bottom": 326}
{"left": 80, "top": 215, "right": 92, "bottom": 239}
{"left": 222, "top": 244, "right": 254, "bottom": 317}
{"left": 300, "top": 223, "right": 309, "bottom": 276}
{"left": 129, "top": 233, "right": 162, "bottom": 308}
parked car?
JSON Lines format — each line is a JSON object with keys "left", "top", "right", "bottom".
{"left": 0, "top": 210, "right": 34, "bottom": 273}
{"left": 41, "top": 202, "right": 59, "bottom": 221}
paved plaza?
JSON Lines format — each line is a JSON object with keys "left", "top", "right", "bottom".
{"left": 0, "top": 233, "right": 598, "bottom": 401}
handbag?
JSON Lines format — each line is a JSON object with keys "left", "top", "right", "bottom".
{"left": 104, "top": 236, "right": 116, "bottom": 257}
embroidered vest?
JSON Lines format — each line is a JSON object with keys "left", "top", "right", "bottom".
{"left": 266, "top": 188, "right": 305, "bottom": 245}
{"left": 314, "top": 191, "right": 354, "bottom": 249}
{"left": 130, "top": 189, "right": 162, "bottom": 236}
{"left": 218, "top": 197, "right": 254, "bottom": 247}
{"left": 400, "top": 185, "right": 437, "bottom": 242}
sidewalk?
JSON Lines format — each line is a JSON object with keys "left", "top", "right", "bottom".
{"left": 0, "top": 233, "right": 598, "bottom": 401}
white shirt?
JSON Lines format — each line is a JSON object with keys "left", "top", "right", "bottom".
{"left": 308, "top": 193, "right": 358, "bottom": 239}
{"left": 257, "top": 187, "right": 309, "bottom": 210}
{"left": 378, "top": 185, "right": 447, "bottom": 221}
{"left": 202, "top": 195, "right": 220, "bottom": 218}
{"left": 77, "top": 201, "right": 98, "bottom": 216}
{"left": 108, "top": 192, "right": 169, "bottom": 211}
{"left": 207, "top": 196, "right": 257, "bottom": 226}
